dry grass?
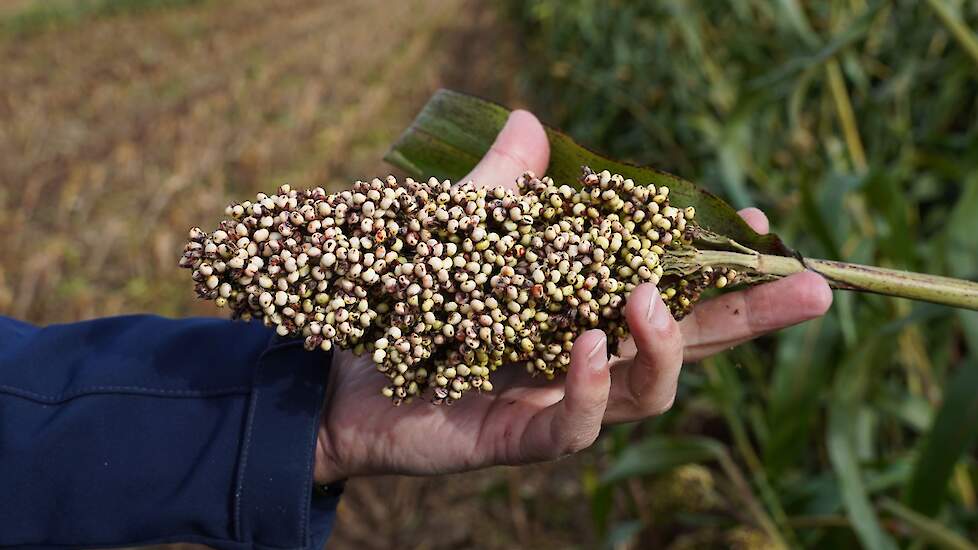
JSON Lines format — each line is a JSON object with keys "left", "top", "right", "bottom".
{"left": 0, "top": 1, "right": 592, "bottom": 548}
{"left": 0, "top": 0, "right": 516, "bottom": 323}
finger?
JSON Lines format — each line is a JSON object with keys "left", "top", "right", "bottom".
{"left": 680, "top": 271, "right": 833, "bottom": 362}
{"left": 738, "top": 207, "right": 769, "bottom": 234}
{"left": 520, "top": 329, "right": 610, "bottom": 460}
{"left": 460, "top": 110, "right": 550, "bottom": 191}
{"left": 606, "top": 284, "right": 683, "bottom": 421}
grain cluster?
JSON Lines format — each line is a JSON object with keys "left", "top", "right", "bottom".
{"left": 181, "top": 167, "right": 736, "bottom": 403}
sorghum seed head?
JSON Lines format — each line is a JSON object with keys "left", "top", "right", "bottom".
{"left": 183, "top": 166, "right": 730, "bottom": 404}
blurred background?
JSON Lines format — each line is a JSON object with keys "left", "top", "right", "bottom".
{"left": 2, "top": 0, "right": 978, "bottom": 548}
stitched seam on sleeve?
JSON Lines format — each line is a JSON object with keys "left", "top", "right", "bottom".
{"left": 233, "top": 386, "right": 259, "bottom": 541}
{"left": 233, "top": 329, "right": 278, "bottom": 541}
{"left": 298, "top": 369, "right": 330, "bottom": 544}
{"left": 300, "top": 405, "right": 313, "bottom": 542}
{"left": 0, "top": 384, "right": 250, "bottom": 404}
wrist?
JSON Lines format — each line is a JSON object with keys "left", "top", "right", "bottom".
{"left": 313, "top": 428, "right": 346, "bottom": 497}
{"left": 314, "top": 350, "right": 349, "bottom": 484}
{"left": 314, "top": 418, "right": 346, "bottom": 485}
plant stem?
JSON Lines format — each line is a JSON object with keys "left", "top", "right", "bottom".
{"left": 925, "top": 0, "right": 978, "bottom": 69}
{"left": 704, "top": 359, "right": 799, "bottom": 548}
{"left": 694, "top": 250, "right": 978, "bottom": 311}
{"left": 715, "top": 452, "right": 789, "bottom": 550}
{"left": 879, "top": 497, "right": 978, "bottom": 550}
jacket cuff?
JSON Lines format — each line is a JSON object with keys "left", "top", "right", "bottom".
{"left": 234, "top": 336, "right": 339, "bottom": 549}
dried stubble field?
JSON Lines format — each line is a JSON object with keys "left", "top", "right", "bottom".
{"left": 0, "top": 1, "right": 590, "bottom": 548}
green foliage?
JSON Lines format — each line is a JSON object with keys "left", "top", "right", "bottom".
{"left": 1, "top": 0, "right": 204, "bottom": 36}
{"left": 906, "top": 360, "right": 978, "bottom": 516}
{"left": 500, "top": 0, "right": 978, "bottom": 547}
{"left": 600, "top": 436, "right": 727, "bottom": 484}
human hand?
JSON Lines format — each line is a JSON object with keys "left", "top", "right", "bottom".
{"left": 314, "top": 111, "right": 832, "bottom": 482}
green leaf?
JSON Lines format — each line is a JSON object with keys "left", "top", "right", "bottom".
{"left": 600, "top": 435, "right": 727, "bottom": 485}
{"left": 764, "top": 320, "right": 835, "bottom": 474}
{"left": 603, "top": 520, "right": 644, "bottom": 550}
{"left": 749, "top": 0, "right": 885, "bottom": 89}
{"left": 385, "top": 89, "right": 795, "bottom": 257}
{"left": 828, "top": 404, "right": 898, "bottom": 550}
{"left": 904, "top": 360, "right": 978, "bottom": 516}
{"left": 582, "top": 462, "right": 614, "bottom": 536}
{"left": 880, "top": 498, "right": 978, "bottom": 550}
{"left": 827, "top": 341, "right": 899, "bottom": 550}
{"left": 945, "top": 174, "right": 978, "bottom": 279}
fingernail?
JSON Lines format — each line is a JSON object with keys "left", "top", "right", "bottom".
{"left": 500, "top": 111, "right": 520, "bottom": 134}
{"left": 587, "top": 331, "right": 607, "bottom": 370}
{"left": 646, "top": 287, "right": 659, "bottom": 322}
{"left": 649, "top": 292, "right": 672, "bottom": 331}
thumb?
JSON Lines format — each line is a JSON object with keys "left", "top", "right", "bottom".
{"left": 461, "top": 110, "right": 550, "bottom": 191}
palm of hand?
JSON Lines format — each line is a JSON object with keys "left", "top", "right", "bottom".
{"left": 319, "top": 348, "right": 578, "bottom": 479}
{"left": 313, "top": 111, "right": 832, "bottom": 483}
{"left": 320, "top": 337, "right": 639, "bottom": 480}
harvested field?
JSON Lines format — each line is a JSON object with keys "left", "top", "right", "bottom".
{"left": 1, "top": 1, "right": 585, "bottom": 548}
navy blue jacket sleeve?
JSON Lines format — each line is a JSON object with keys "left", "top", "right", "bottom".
{"left": 0, "top": 315, "right": 340, "bottom": 549}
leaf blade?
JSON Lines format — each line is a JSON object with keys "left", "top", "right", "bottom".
{"left": 827, "top": 402, "right": 898, "bottom": 550}
{"left": 827, "top": 339, "right": 898, "bottom": 550}
{"left": 904, "top": 360, "right": 978, "bottom": 516}
{"left": 599, "top": 435, "right": 727, "bottom": 485}
{"left": 386, "top": 89, "right": 795, "bottom": 256}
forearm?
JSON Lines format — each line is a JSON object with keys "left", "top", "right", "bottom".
{"left": 0, "top": 315, "right": 339, "bottom": 549}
